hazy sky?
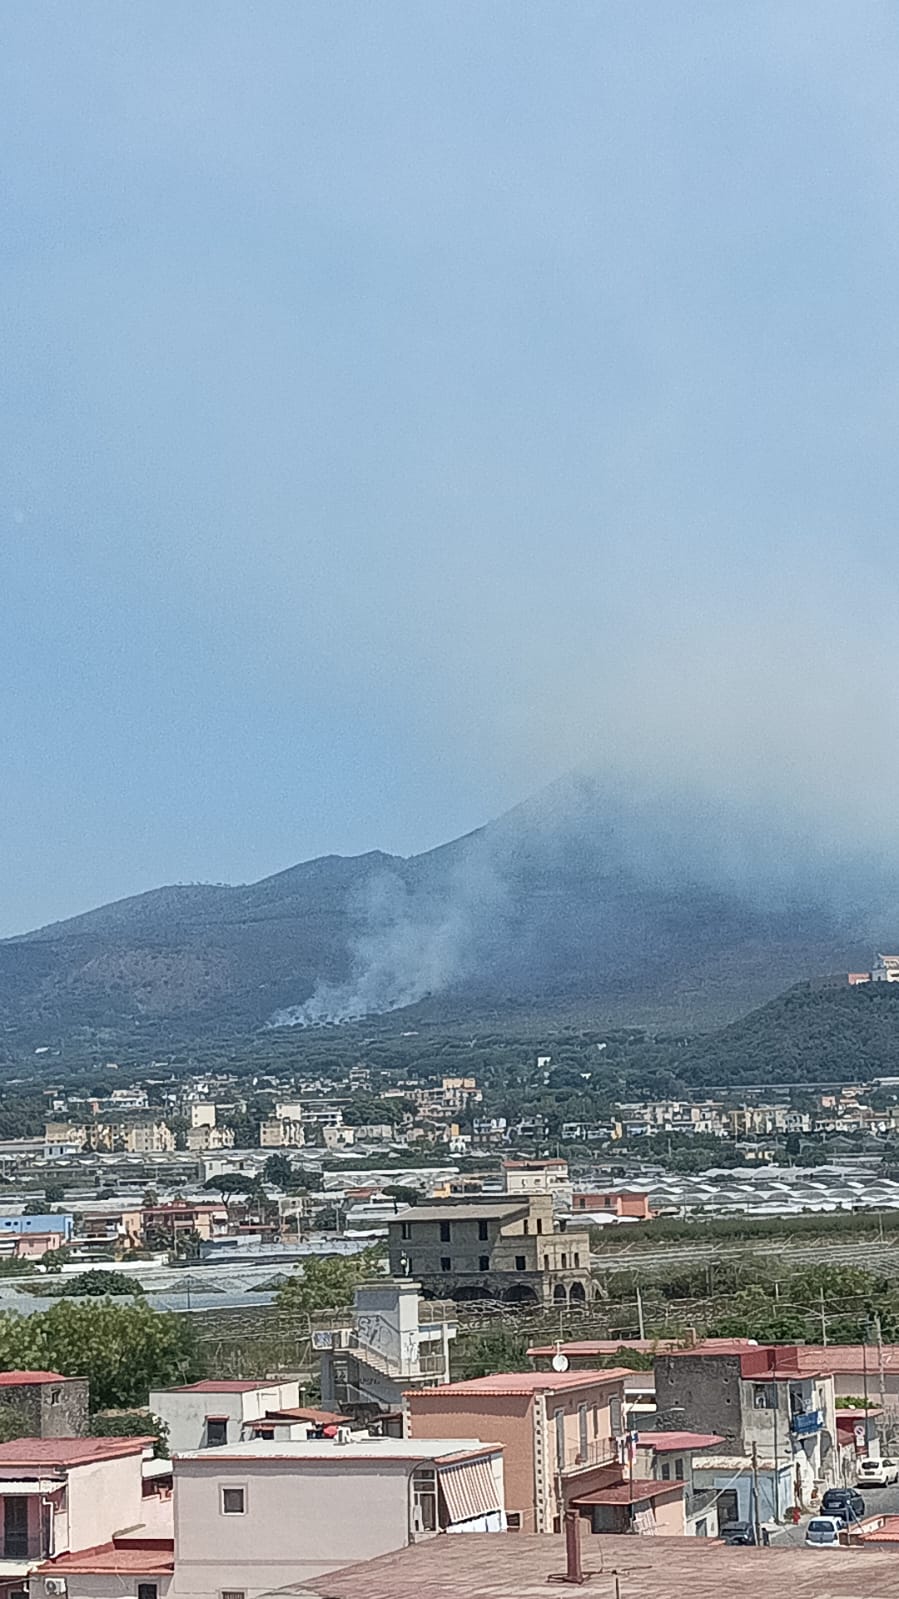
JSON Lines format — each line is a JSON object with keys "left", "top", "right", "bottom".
{"left": 4, "top": 2, "right": 899, "bottom": 935}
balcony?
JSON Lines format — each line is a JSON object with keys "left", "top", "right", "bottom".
{"left": 559, "top": 1440, "right": 618, "bottom": 1477}
{"left": 790, "top": 1408, "right": 823, "bottom": 1437}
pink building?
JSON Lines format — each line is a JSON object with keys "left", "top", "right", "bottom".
{"left": 0, "top": 1436, "right": 157, "bottom": 1599}
{"left": 404, "top": 1370, "right": 631, "bottom": 1533}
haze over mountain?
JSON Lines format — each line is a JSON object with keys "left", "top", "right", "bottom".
{"left": 1, "top": 774, "right": 894, "bottom": 1046}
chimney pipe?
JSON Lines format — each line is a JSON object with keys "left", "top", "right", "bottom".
{"left": 564, "top": 1510, "right": 584, "bottom": 1584}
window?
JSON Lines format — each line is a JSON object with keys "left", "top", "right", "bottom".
{"left": 554, "top": 1408, "right": 566, "bottom": 1470}
{"left": 138, "top": 1584, "right": 158, "bottom": 1599}
{"left": 439, "top": 1221, "right": 451, "bottom": 1242}
{"left": 506, "top": 1512, "right": 522, "bottom": 1531}
{"left": 515, "top": 1255, "right": 526, "bottom": 1271}
{"left": 578, "top": 1404, "right": 588, "bottom": 1460}
{"left": 222, "top": 1591, "right": 246, "bottom": 1599}
{"left": 479, "top": 1255, "right": 490, "bottom": 1271}
{"left": 412, "top": 1467, "right": 437, "bottom": 1534}
{"left": 206, "top": 1418, "right": 228, "bottom": 1447}
{"left": 661, "top": 1460, "right": 671, "bottom": 1481}
{"left": 221, "top": 1487, "right": 246, "bottom": 1515}
{"left": 255, "top": 1427, "right": 274, "bottom": 1440}
{"left": 49, "top": 1389, "right": 61, "bottom": 1406}
{"left": 523, "top": 1219, "right": 529, "bottom": 1234}
{"left": 560, "top": 1253, "right": 567, "bottom": 1269}
{"left": 536, "top": 1217, "right": 543, "bottom": 1234}
{"left": 478, "top": 1218, "right": 488, "bottom": 1241}
{"left": 674, "top": 1458, "right": 684, "bottom": 1481}
{"left": 573, "top": 1252, "right": 580, "bottom": 1267}
{"left": 592, "top": 1405, "right": 600, "bottom": 1438}
{"left": 753, "top": 1384, "right": 776, "bottom": 1410}
{"left": 543, "top": 1254, "right": 550, "bottom": 1271}
{"left": 440, "top": 1256, "right": 451, "bottom": 1271}
{"left": 401, "top": 1221, "right": 411, "bottom": 1240}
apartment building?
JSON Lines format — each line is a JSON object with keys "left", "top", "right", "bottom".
{"left": 148, "top": 1379, "right": 302, "bottom": 1453}
{"left": 0, "top": 1372, "right": 88, "bottom": 1439}
{"left": 654, "top": 1342, "right": 839, "bottom": 1514}
{"left": 571, "top": 1190, "right": 652, "bottom": 1220}
{"left": 0, "top": 1435, "right": 155, "bottom": 1599}
{"left": 405, "top": 1369, "right": 629, "bottom": 1532}
{"left": 387, "top": 1195, "right": 592, "bottom": 1306}
{"left": 503, "top": 1159, "right": 569, "bottom": 1195}
{"left": 171, "top": 1435, "right": 505, "bottom": 1594}
{"left": 317, "top": 1280, "right": 457, "bottom": 1418}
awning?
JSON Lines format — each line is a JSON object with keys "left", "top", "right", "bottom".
{"left": 438, "top": 1457, "right": 501, "bottom": 1524}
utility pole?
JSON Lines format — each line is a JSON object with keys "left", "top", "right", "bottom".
{"left": 875, "top": 1312, "right": 887, "bottom": 1417}
{"left": 751, "top": 1441, "right": 762, "bottom": 1547}
{"left": 771, "top": 1351, "right": 780, "bottom": 1521}
{"left": 819, "top": 1287, "right": 827, "bottom": 1347}
{"left": 862, "top": 1331, "right": 871, "bottom": 1452}
{"left": 636, "top": 1284, "right": 645, "bottom": 1341}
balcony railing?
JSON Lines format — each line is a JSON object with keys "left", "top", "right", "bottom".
{"left": 559, "top": 1439, "right": 618, "bottom": 1476}
{"left": 790, "top": 1408, "right": 823, "bottom": 1437}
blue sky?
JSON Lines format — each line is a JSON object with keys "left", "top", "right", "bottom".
{"left": 3, "top": 2, "right": 899, "bottom": 934}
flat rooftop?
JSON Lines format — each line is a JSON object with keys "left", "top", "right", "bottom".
{"left": 174, "top": 1437, "right": 499, "bottom": 1464}
{"left": 299, "top": 1532, "right": 899, "bottom": 1598}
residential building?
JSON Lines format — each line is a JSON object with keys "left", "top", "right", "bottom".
{"left": 148, "top": 1379, "right": 302, "bottom": 1453}
{"left": 122, "top": 1203, "right": 228, "bottom": 1249}
{"left": 259, "top": 1117, "right": 305, "bottom": 1149}
{"left": 654, "top": 1343, "right": 840, "bottom": 1512}
{"left": 171, "top": 1435, "right": 505, "bottom": 1594}
{"left": 0, "top": 1372, "right": 89, "bottom": 1438}
{"left": 0, "top": 1215, "right": 73, "bottom": 1245}
{"left": 441, "top": 1078, "right": 481, "bottom": 1112}
{"left": 387, "top": 1195, "right": 592, "bottom": 1307}
{"left": 185, "top": 1122, "right": 234, "bottom": 1153}
{"left": 634, "top": 1431, "right": 724, "bottom": 1537}
{"left": 528, "top": 1337, "right": 755, "bottom": 1371}
{"left": 322, "top": 1125, "right": 355, "bottom": 1150}
{"left": 35, "top": 1536, "right": 174, "bottom": 1599}
{"left": 503, "top": 1159, "right": 569, "bottom": 1195}
{"left": 316, "top": 1280, "right": 457, "bottom": 1419}
{"left": 0, "top": 1435, "right": 155, "bottom": 1598}
{"left": 570, "top": 1191, "right": 652, "bottom": 1221}
{"left": 404, "top": 1369, "right": 629, "bottom": 1532}
{"left": 873, "top": 954, "right": 899, "bottom": 982}
{"left": 190, "top": 1104, "right": 216, "bottom": 1129}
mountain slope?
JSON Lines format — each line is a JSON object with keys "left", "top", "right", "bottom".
{"left": 0, "top": 775, "right": 892, "bottom": 1043}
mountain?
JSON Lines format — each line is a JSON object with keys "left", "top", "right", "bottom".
{"left": 1, "top": 773, "right": 894, "bottom": 1045}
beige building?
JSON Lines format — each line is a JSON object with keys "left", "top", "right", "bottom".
{"left": 259, "top": 1117, "right": 305, "bottom": 1149}
{"left": 388, "top": 1195, "right": 591, "bottom": 1307}
{"left": 171, "top": 1435, "right": 506, "bottom": 1594}
{"left": 503, "top": 1158, "right": 569, "bottom": 1195}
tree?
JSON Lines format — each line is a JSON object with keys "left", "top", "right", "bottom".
{"left": 0, "top": 1299, "right": 200, "bottom": 1409}
{"left": 204, "top": 1174, "right": 260, "bottom": 1202}
{"left": 54, "top": 1270, "right": 143, "bottom": 1298}
{"left": 276, "top": 1246, "right": 384, "bottom": 1314}
{"left": 90, "top": 1409, "right": 170, "bottom": 1457}
{"left": 452, "top": 1328, "right": 531, "bottom": 1381}
{"left": 382, "top": 1185, "right": 420, "bottom": 1209}
{"left": 263, "top": 1154, "right": 297, "bottom": 1191}
{"left": 43, "top": 1182, "right": 66, "bottom": 1207}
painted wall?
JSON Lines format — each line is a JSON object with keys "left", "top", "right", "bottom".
{"left": 66, "top": 1455, "right": 147, "bottom": 1552}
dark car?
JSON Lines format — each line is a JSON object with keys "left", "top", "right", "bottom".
{"left": 820, "top": 1488, "right": 865, "bottom": 1523}
{"left": 719, "top": 1521, "right": 758, "bottom": 1546}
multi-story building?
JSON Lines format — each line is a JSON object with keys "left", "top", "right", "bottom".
{"left": 405, "top": 1369, "right": 630, "bottom": 1532}
{"left": 170, "top": 1435, "right": 506, "bottom": 1594}
{"left": 148, "top": 1379, "right": 302, "bottom": 1453}
{"left": 316, "top": 1280, "right": 457, "bottom": 1419}
{"left": 503, "top": 1159, "right": 569, "bottom": 1196}
{"left": 259, "top": 1117, "right": 305, "bottom": 1149}
{"left": 0, "top": 1435, "right": 157, "bottom": 1597}
{"left": 185, "top": 1122, "right": 234, "bottom": 1153}
{"left": 0, "top": 1372, "right": 89, "bottom": 1438}
{"left": 387, "top": 1195, "right": 592, "bottom": 1307}
{"left": 571, "top": 1190, "right": 652, "bottom": 1220}
{"left": 441, "top": 1077, "right": 481, "bottom": 1112}
{"left": 654, "top": 1343, "right": 840, "bottom": 1515}
{"left": 872, "top": 954, "right": 899, "bottom": 982}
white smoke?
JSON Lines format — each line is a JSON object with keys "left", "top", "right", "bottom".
{"left": 270, "top": 848, "right": 504, "bottom": 1027}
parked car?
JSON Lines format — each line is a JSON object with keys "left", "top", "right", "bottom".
{"left": 857, "top": 1457, "right": 899, "bottom": 1488}
{"left": 719, "top": 1521, "right": 759, "bottom": 1546}
{"left": 820, "top": 1487, "right": 866, "bottom": 1524}
{"left": 806, "top": 1516, "right": 844, "bottom": 1547}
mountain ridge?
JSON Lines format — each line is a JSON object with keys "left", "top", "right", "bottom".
{"left": 0, "top": 774, "right": 890, "bottom": 1044}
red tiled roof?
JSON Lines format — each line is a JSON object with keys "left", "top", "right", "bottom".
{"left": 637, "top": 1432, "right": 725, "bottom": 1452}
{"left": 861, "top": 1517, "right": 899, "bottom": 1542}
{"left": 572, "top": 1479, "right": 684, "bottom": 1505}
{"left": 263, "top": 1407, "right": 352, "bottom": 1425}
{"left": 168, "top": 1379, "right": 279, "bottom": 1393}
{"left": 0, "top": 1437, "right": 152, "bottom": 1466}
{"left": 36, "top": 1539, "right": 174, "bottom": 1575}
{"left": 407, "top": 1369, "right": 631, "bottom": 1398}
{"left": 0, "top": 1371, "right": 69, "bottom": 1386}
{"left": 528, "top": 1338, "right": 755, "bottom": 1357}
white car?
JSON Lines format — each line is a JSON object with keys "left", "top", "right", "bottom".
{"left": 857, "top": 1457, "right": 899, "bottom": 1488}
{"left": 806, "top": 1516, "right": 844, "bottom": 1547}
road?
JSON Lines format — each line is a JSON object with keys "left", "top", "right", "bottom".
{"left": 769, "top": 1478, "right": 899, "bottom": 1547}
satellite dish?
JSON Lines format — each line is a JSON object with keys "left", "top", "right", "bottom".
{"left": 551, "top": 1352, "right": 570, "bottom": 1373}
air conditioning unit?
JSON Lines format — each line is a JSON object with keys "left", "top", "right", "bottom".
{"left": 45, "top": 1579, "right": 67, "bottom": 1595}
{"left": 333, "top": 1328, "right": 351, "bottom": 1349}
{"left": 335, "top": 1426, "right": 353, "bottom": 1445}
